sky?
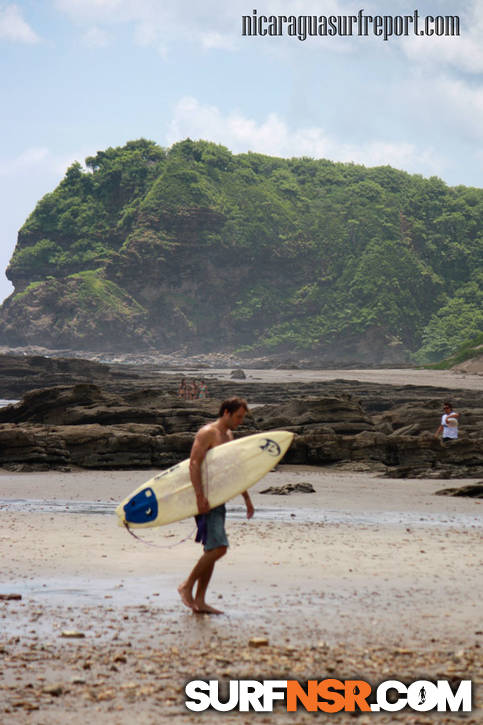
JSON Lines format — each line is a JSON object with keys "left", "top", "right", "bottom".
{"left": 0, "top": 0, "right": 482, "bottom": 303}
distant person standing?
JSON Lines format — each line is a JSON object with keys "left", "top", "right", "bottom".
{"left": 435, "top": 401, "right": 459, "bottom": 441}
{"left": 190, "top": 380, "right": 198, "bottom": 400}
{"left": 178, "top": 378, "right": 187, "bottom": 400}
{"left": 198, "top": 380, "right": 208, "bottom": 400}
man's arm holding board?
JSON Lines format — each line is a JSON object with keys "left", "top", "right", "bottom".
{"left": 189, "top": 427, "right": 215, "bottom": 514}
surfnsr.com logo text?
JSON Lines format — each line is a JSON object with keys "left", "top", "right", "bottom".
{"left": 185, "top": 679, "right": 472, "bottom": 713}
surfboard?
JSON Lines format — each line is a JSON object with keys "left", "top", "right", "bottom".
{"left": 116, "top": 430, "right": 294, "bottom": 528}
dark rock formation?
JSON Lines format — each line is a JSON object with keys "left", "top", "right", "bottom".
{"left": 0, "top": 381, "right": 481, "bottom": 476}
{"left": 0, "top": 354, "right": 481, "bottom": 476}
{"left": 435, "top": 483, "right": 483, "bottom": 498}
{"left": 0, "top": 423, "right": 195, "bottom": 470}
{"left": 0, "top": 383, "right": 244, "bottom": 470}
{"left": 260, "top": 482, "right": 315, "bottom": 495}
{"left": 253, "top": 396, "right": 375, "bottom": 436}
{"left": 375, "top": 400, "right": 483, "bottom": 439}
{"left": 0, "top": 354, "right": 135, "bottom": 398}
{"left": 0, "top": 384, "right": 218, "bottom": 433}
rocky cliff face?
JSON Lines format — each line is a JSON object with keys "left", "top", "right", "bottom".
{"left": 1, "top": 138, "right": 481, "bottom": 362}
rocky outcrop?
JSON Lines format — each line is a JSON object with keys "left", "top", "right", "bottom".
{"left": 0, "top": 383, "right": 236, "bottom": 470}
{"left": 0, "top": 384, "right": 217, "bottom": 432}
{"left": 374, "top": 400, "right": 483, "bottom": 439}
{"left": 0, "top": 423, "right": 195, "bottom": 470}
{"left": 0, "top": 354, "right": 135, "bottom": 398}
{"left": 1, "top": 382, "right": 481, "bottom": 476}
{"left": 435, "top": 482, "right": 483, "bottom": 498}
{"left": 252, "top": 396, "right": 375, "bottom": 436}
{"left": 260, "top": 482, "right": 315, "bottom": 495}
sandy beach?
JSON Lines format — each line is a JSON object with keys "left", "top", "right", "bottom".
{"left": 1, "top": 463, "right": 481, "bottom": 724}
{"left": 169, "top": 367, "right": 483, "bottom": 391}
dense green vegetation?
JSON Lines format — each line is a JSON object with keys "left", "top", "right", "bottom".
{"left": 1, "top": 138, "right": 482, "bottom": 359}
{"left": 428, "top": 332, "right": 483, "bottom": 370}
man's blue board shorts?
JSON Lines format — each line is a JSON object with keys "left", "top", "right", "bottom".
{"left": 195, "top": 504, "right": 228, "bottom": 551}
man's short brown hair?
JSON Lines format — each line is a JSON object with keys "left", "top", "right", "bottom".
{"left": 219, "top": 397, "right": 248, "bottom": 417}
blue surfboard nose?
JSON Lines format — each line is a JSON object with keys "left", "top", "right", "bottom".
{"left": 123, "top": 487, "right": 158, "bottom": 524}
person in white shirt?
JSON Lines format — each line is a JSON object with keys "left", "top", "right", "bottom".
{"left": 435, "top": 401, "right": 459, "bottom": 442}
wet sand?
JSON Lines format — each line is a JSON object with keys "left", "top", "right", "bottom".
{"left": 0, "top": 466, "right": 482, "bottom": 723}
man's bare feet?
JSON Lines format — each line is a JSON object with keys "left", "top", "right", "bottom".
{"left": 178, "top": 583, "right": 196, "bottom": 611}
{"left": 193, "top": 600, "right": 223, "bottom": 615}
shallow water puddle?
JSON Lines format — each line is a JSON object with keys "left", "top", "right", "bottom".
{"left": 0, "top": 498, "right": 116, "bottom": 515}
{"left": 0, "top": 498, "right": 481, "bottom": 529}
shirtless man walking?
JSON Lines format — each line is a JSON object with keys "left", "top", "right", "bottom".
{"left": 178, "top": 397, "right": 254, "bottom": 614}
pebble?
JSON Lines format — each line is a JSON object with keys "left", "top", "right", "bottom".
{"left": 248, "top": 637, "right": 269, "bottom": 648}
{"left": 42, "top": 684, "right": 64, "bottom": 696}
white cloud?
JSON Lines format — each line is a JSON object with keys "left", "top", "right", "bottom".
{"left": 400, "top": 1, "right": 483, "bottom": 74}
{"left": 82, "top": 26, "right": 110, "bottom": 48}
{"left": 0, "top": 146, "right": 93, "bottom": 178}
{"left": 53, "top": 0, "right": 358, "bottom": 52}
{"left": 0, "top": 147, "right": 49, "bottom": 175}
{"left": 432, "top": 77, "right": 483, "bottom": 142}
{"left": 0, "top": 4, "right": 39, "bottom": 43}
{"left": 201, "top": 31, "right": 236, "bottom": 51}
{"left": 166, "top": 96, "right": 443, "bottom": 176}
{"left": 401, "top": 69, "right": 483, "bottom": 148}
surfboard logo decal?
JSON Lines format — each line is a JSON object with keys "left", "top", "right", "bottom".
{"left": 124, "top": 487, "right": 158, "bottom": 524}
{"left": 260, "top": 438, "right": 281, "bottom": 457}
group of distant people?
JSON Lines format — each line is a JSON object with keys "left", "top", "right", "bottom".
{"left": 178, "top": 378, "right": 209, "bottom": 401}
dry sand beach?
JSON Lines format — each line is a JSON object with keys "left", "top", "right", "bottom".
{"left": 0, "top": 368, "right": 482, "bottom": 724}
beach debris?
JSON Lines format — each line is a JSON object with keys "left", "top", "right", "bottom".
{"left": 12, "top": 700, "right": 39, "bottom": 711}
{"left": 60, "top": 630, "right": 85, "bottom": 639}
{"left": 0, "top": 593, "right": 22, "bottom": 600}
{"left": 260, "top": 482, "right": 315, "bottom": 495}
{"left": 230, "top": 368, "right": 246, "bottom": 379}
{"left": 70, "top": 677, "right": 87, "bottom": 685}
{"left": 248, "top": 637, "right": 269, "bottom": 648}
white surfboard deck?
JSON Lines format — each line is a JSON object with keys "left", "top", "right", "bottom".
{"left": 116, "top": 430, "right": 294, "bottom": 528}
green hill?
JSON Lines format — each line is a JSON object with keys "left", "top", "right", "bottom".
{"left": 0, "top": 138, "right": 482, "bottom": 362}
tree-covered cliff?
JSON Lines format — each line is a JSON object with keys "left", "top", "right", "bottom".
{"left": 1, "top": 138, "right": 482, "bottom": 362}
